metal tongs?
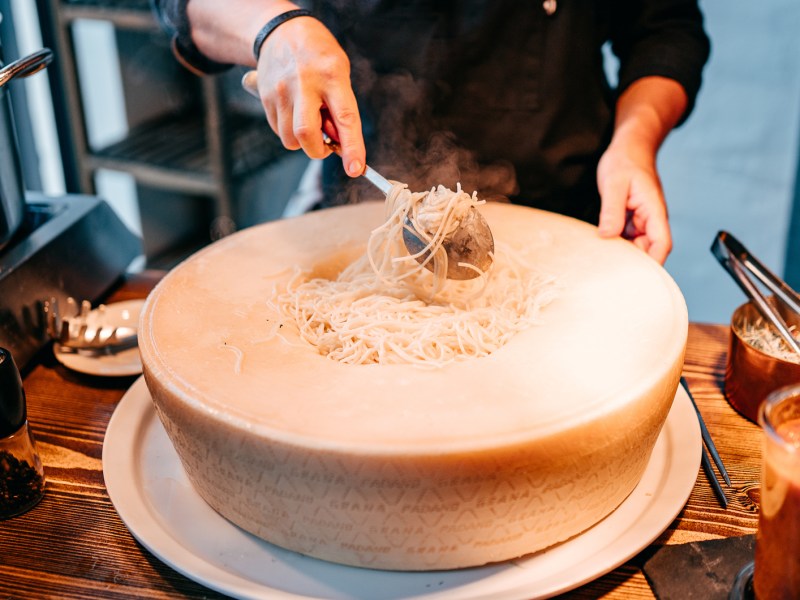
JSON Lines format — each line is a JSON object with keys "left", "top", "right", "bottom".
{"left": 711, "top": 231, "right": 800, "bottom": 355}
{"left": 43, "top": 297, "right": 138, "bottom": 354}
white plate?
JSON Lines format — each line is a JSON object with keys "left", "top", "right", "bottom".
{"left": 103, "top": 379, "right": 701, "bottom": 600}
{"left": 54, "top": 300, "right": 143, "bottom": 377}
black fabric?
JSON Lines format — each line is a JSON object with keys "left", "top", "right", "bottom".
{"left": 317, "top": 0, "right": 709, "bottom": 220}
{"left": 151, "top": 0, "right": 232, "bottom": 75}
{"left": 153, "top": 0, "right": 710, "bottom": 222}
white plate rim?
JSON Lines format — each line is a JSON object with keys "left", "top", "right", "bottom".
{"left": 103, "top": 378, "right": 701, "bottom": 600}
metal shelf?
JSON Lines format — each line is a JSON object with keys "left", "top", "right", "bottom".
{"left": 62, "top": 0, "right": 150, "bottom": 6}
{"left": 37, "top": 0, "right": 300, "bottom": 265}
{"left": 59, "top": 0, "right": 157, "bottom": 30}
{"left": 87, "top": 111, "right": 287, "bottom": 194}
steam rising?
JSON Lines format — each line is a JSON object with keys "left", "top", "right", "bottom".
{"left": 335, "top": 55, "right": 519, "bottom": 206}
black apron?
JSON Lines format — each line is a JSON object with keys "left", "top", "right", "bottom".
{"left": 318, "top": 0, "right": 614, "bottom": 225}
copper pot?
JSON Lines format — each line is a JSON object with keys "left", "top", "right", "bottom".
{"left": 726, "top": 298, "right": 800, "bottom": 422}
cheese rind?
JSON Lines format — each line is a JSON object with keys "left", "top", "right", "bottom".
{"left": 139, "top": 202, "right": 687, "bottom": 570}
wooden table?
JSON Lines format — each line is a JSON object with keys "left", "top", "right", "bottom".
{"left": 0, "top": 272, "right": 762, "bottom": 599}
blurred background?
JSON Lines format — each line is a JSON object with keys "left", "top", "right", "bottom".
{"left": 2, "top": 0, "right": 799, "bottom": 324}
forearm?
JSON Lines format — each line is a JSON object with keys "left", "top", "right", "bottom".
{"left": 185, "top": 0, "right": 364, "bottom": 174}
{"left": 597, "top": 76, "right": 687, "bottom": 263}
{"left": 611, "top": 76, "right": 688, "bottom": 154}
{"left": 187, "top": 0, "right": 301, "bottom": 67}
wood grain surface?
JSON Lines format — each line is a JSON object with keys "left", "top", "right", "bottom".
{"left": 0, "top": 273, "right": 762, "bottom": 599}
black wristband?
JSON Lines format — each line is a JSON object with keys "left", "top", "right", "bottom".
{"left": 253, "top": 9, "right": 314, "bottom": 61}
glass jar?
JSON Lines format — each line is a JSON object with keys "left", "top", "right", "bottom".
{"left": 0, "top": 347, "right": 45, "bottom": 519}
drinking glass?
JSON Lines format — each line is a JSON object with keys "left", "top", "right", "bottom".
{"left": 732, "top": 384, "right": 800, "bottom": 599}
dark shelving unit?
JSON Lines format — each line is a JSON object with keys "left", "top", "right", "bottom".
{"left": 86, "top": 109, "right": 287, "bottom": 195}
{"left": 35, "top": 0, "right": 306, "bottom": 266}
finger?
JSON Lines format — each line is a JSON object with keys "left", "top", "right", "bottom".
{"left": 291, "top": 98, "right": 330, "bottom": 159}
{"left": 647, "top": 240, "right": 671, "bottom": 265}
{"left": 627, "top": 209, "right": 671, "bottom": 264}
{"left": 320, "top": 108, "right": 338, "bottom": 141}
{"left": 631, "top": 234, "right": 650, "bottom": 255}
{"left": 637, "top": 194, "right": 671, "bottom": 264}
{"left": 618, "top": 212, "right": 634, "bottom": 242}
{"left": 256, "top": 78, "right": 279, "bottom": 139}
{"left": 597, "top": 174, "right": 629, "bottom": 238}
{"left": 644, "top": 219, "right": 672, "bottom": 264}
{"left": 324, "top": 87, "right": 366, "bottom": 177}
{"left": 273, "top": 81, "right": 302, "bottom": 151}
{"left": 255, "top": 66, "right": 294, "bottom": 148}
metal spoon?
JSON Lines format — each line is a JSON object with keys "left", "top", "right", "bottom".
{"left": 241, "top": 70, "right": 494, "bottom": 280}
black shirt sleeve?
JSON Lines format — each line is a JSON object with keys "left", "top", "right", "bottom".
{"left": 608, "top": 0, "right": 711, "bottom": 124}
{"left": 150, "top": 0, "right": 233, "bottom": 75}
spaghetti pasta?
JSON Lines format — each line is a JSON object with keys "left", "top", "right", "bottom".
{"left": 269, "top": 183, "right": 555, "bottom": 366}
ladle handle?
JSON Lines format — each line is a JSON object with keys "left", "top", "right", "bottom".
{"left": 241, "top": 70, "right": 259, "bottom": 98}
{"left": 321, "top": 130, "right": 392, "bottom": 196}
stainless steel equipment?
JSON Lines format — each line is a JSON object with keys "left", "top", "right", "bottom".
{"left": 0, "top": 50, "right": 142, "bottom": 370}
{"left": 0, "top": 194, "right": 141, "bottom": 369}
{"left": 0, "top": 43, "right": 142, "bottom": 369}
{"left": 0, "top": 49, "right": 52, "bottom": 251}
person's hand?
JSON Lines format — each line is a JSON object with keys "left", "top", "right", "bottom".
{"left": 596, "top": 135, "right": 671, "bottom": 264}
{"left": 255, "top": 16, "right": 366, "bottom": 177}
{"left": 595, "top": 76, "right": 688, "bottom": 265}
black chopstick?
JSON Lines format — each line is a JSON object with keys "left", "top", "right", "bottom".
{"left": 699, "top": 442, "right": 729, "bottom": 509}
{"left": 680, "top": 376, "right": 730, "bottom": 508}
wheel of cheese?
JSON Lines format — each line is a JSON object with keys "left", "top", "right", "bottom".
{"left": 139, "top": 202, "right": 687, "bottom": 571}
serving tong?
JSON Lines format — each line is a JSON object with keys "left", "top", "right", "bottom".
{"left": 699, "top": 231, "right": 800, "bottom": 507}
{"left": 43, "top": 297, "right": 138, "bottom": 354}
{"left": 711, "top": 231, "right": 800, "bottom": 355}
